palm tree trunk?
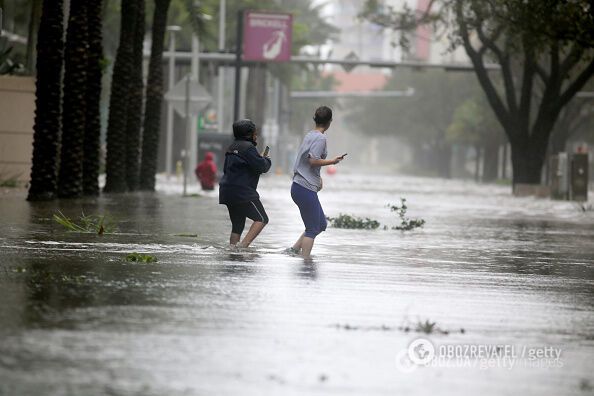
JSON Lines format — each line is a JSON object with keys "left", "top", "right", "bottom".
{"left": 104, "top": 0, "right": 139, "bottom": 193}
{"left": 57, "top": 0, "right": 88, "bottom": 198}
{"left": 139, "top": 0, "right": 171, "bottom": 191}
{"left": 27, "top": 0, "right": 64, "bottom": 201}
{"left": 125, "top": 0, "right": 145, "bottom": 191}
{"left": 82, "top": 0, "right": 104, "bottom": 196}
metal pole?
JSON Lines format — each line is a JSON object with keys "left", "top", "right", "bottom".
{"left": 217, "top": 0, "right": 226, "bottom": 133}
{"left": 165, "top": 26, "right": 181, "bottom": 177}
{"left": 183, "top": 74, "right": 191, "bottom": 196}
{"left": 233, "top": 9, "right": 243, "bottom": 122}
{"left": 190, "top": 35, "right": 199, "bottom": 187}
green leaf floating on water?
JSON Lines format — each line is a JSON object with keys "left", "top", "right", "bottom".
{"left": 125, "top": 253, "right": 158, "bottom": 263}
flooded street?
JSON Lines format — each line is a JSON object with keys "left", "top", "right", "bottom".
{"left": 1, "top": 173, "right": 593, "bottom": 395}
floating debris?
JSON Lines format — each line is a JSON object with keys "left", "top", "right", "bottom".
{"left": 53, "top": 210, "right": 118, "bottom": 235}
{"left": 327, "top": 214, "right": 380, "bottom": 230}
{"left": 388, "top": 198, "right": 425, "bottom": 231}
{"left": 125, "top": 253, "right": 158, "bottom": 263}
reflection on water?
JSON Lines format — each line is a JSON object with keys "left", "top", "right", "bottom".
{"left": 0, "top": 173, "right": 593, "bottom": 395}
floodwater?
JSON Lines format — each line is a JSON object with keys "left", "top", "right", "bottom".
{"left": 0, "top": 173, "right": 593, "bottom": 396}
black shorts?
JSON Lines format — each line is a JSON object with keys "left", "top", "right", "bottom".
{"left": 226, "top": 200, "right": 269, "bottom": 235}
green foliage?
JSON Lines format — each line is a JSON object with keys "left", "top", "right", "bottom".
{"left": 53, "top": 210, "right": 117, "bottom": 235}
{"left": 327, "top": 214, "right": 381, "bottom": 230}
{"left": 389, "top": 198, "right": 425, "bottom": 231}
{"left": 360, "top": 0, "right": 594, "bottom": 184}
{"left": 346, "top": 71, "right": 469, "bottom": 175}
{"left": 103, "top": 0, "right": 337, "bottom": 59}
{"left": 327, "top": 199, "right": 425, "bottom": 231}
{"left": 446, "top": 96, "right": 503, "bottom": 146}
{"left": 360, "top": 0, "right": 594, "bottom": 54}
{"left": 125, "top": 252, "right": 157, "bottom": 263}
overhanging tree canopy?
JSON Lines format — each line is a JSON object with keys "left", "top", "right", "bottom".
{"left": 361, "top": 0, "right": 594, "bottom": 185}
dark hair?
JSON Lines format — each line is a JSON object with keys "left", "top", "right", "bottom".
{"left": 233, "top": 119, "right": 256, "bottom": 139}
{"left": 313, "top": 106, "right": 332, "bottom": 126}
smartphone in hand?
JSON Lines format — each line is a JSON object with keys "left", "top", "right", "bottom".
{"left": 339, "top": 153, "right": 348, "bottom": 159}
{"left": 263, "top": 146, "right": 270, "bottom": 157}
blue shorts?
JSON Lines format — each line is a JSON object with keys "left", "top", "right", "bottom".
{"left": 291, "top": 182, "right": 327, "bottom": 239}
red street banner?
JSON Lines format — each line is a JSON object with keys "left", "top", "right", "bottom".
{"left": 243, "top": 11, "right": 293, "bottom": 62}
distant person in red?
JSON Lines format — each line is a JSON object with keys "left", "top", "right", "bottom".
{"left": 195, "top": 152, "right": 217, "bottom": 190}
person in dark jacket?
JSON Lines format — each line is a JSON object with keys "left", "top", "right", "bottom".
{"left": 195, "top": 151, "right": 217, "bottom": 190}
{"left": 219, "top": 119, "right": 271, "bottom": 248}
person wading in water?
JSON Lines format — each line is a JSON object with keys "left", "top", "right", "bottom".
{"left": 289, "top": 106, "right": 346, "bottom": 259}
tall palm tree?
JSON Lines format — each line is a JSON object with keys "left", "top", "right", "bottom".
{"left": 81, "top": 0, "right": 104, "bottom": 196}
{"left": 125, "top": 0, "right": 145, "bottom": 191}
{"left": 139, "top": 0, "right": 171, "bottom": 191}
{"left": 104, "top": 0, "right": 138, "bottom": 193}
{"left": 27, "top": 0, "right": 64, "bottom": 201}
{"left": 57, "top": 0, "right": 88, "bottom": 198}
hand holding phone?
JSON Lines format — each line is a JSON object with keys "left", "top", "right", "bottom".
{"left": 263, "top": 146, "right": 270, "bottom": 157}
{"left": 339, "top": 153, "right": 348, "bottom": 159}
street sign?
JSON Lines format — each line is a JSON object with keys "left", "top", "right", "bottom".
{"left": 243, "top": 11, "right": 292, "bottom": 62}
{"left": 165, "top": 75, "right": 212, "bottom": 117}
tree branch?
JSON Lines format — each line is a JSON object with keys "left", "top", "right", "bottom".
{"left": 475, "top": 22, "right": 518, "bottom": 115}
{"left": 557, "top": 58, "right": 594, "bottom": 111}
{"left": 456, "top": 1, "right": 513, "bottom": 141}
{"left": 559, "top": 44, "right": 584, "bottom": 77}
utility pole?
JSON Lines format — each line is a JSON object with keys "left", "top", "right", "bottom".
{"left": 233, "top": 9, "right": 243, "bottom": 122}
{"left": 165, "top": 25, "right": 181, "bottom": 177}
{"left": 189, "top": 35, "right": 200, "bottom": 187}
{"left": 217, "top": 0, "right": 226, "bottom": 133}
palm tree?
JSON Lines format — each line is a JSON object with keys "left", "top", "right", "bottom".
{"left": 125, "top": 0, "right": 145, "bottom": 191}
{"left": 83, "top": 0, "right": 104, "bottom": 196}
{"left": 27, "top": 0, "right": 64, "bottom": 201}
{"left": 139, "top": 0, "right": 172, "bottom": 191}
{"left": 104, "top": 0, "right": 139, "bottom": 193}
{"left": 57, "top": 0, "right": 88, "bottom": 198}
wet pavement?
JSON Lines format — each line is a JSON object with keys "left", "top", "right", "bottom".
{"left": 0, "top": 173, "right": 593, "bottom": 395}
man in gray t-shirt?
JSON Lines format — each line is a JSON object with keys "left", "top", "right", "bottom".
{"left": 293, "top": 131, "right": 327, "bottom": 192}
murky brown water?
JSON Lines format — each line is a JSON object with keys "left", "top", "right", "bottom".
{"left": 1, "top": 173, "right": 593, "bottom": 395}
